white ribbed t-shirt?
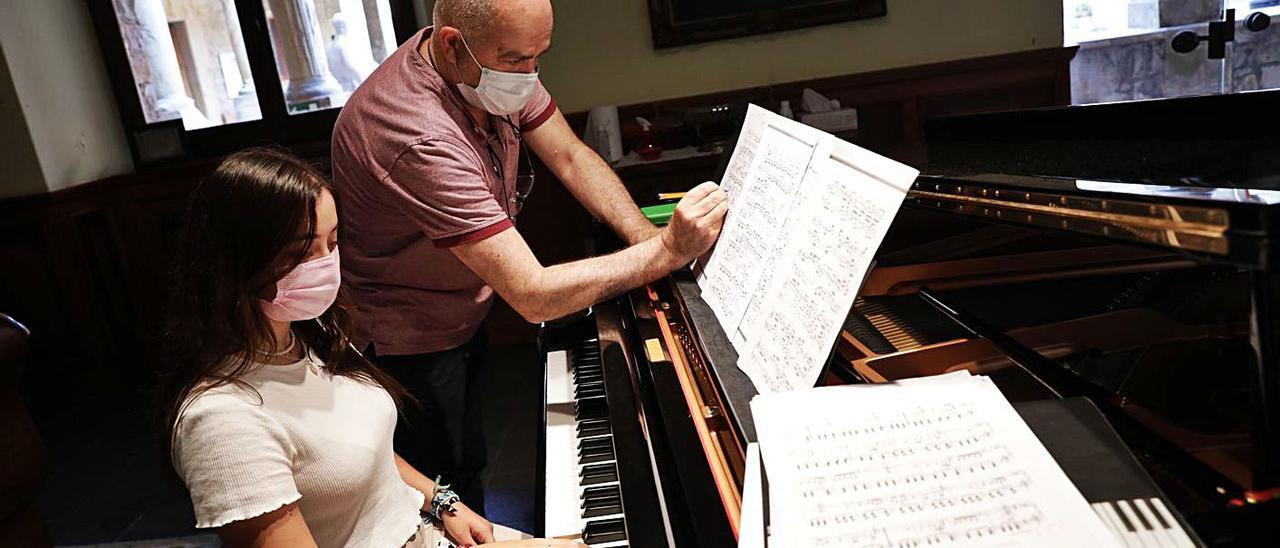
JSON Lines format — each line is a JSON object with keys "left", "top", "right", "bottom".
{"left": 172, "top": 346, "right": 425, "bottom": 547}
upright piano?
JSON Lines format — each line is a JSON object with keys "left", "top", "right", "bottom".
{"left": 537, "top": 91, "right": 1280, "bottom": 547}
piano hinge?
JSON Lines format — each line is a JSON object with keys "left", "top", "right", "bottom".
{"left": 644, "top": 337, "right": 669, "bottom": 363}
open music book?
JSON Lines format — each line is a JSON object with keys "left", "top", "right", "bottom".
{"left": 748, "top": 372, "right": 1124, "bottom": 547}
{"left": 697, "top": 104, "right": 918, "bottom": 394}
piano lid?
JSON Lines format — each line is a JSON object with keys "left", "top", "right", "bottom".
{"left": 926, "top": 90, "right": 1280, "bottom": 191}
{"left": 920, "top": 91, "right": 1280, "bottom": 268}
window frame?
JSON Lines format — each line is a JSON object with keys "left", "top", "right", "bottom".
{"left": 86, "top": 0, "right": 421, "bottom": 165}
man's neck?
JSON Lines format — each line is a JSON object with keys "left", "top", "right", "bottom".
{"left": 423, "top": 33, "right": 491, "bottom": 127}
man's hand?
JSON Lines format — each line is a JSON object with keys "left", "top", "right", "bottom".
{"left": 660, "top": 181, "right": 729, "bottom": 262}
{"left": 441, "top": 502, "right": 495, "bottom": 546}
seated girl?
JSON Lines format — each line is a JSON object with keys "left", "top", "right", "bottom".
{"left": 156, "top": 148, "right": 582, "bottom": 548}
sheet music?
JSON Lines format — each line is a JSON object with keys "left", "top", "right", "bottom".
{"left": 697, "top": 123, "right": 823, "bottom": 334}
{"left": 733, "top": 140, "right": 916, "bottom": 393}
{"left": 750, "top": 376, "right": 1123, "bottom": 548}
{"left": 718, "top": 105, "right": 768, "bottom": 202}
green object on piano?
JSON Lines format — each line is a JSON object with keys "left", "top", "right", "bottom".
{"left": 641, "top": 203, "right": 677, "bottom": 226}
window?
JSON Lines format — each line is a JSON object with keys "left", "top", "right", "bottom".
{"left": 260, "top": 0, "right": 399, "bottom": 114}
{"left": 111, "top": 0, "right": 262, "bottom": 129}
{"left": 89, "top": 0, "right": 419, "bottom": 163}
{"left": 1063, "top": 0, "right": 1280, "bottom": 104}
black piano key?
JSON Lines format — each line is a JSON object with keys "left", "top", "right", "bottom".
{"left": 574, "top": 380, "right": 605, "bottom": 393}
{"left": 1111, "top": 502, "right": 1138, "bottom": 532}
{"left": 579, "top": 447, "right": 615, "bottom": 465}
{"left": 584, "top": 494, "right": 621, "bottom": 510}
{"left": 1125, "top": 501, "right": 1154, "bottom": 531}
{"left": 576, "top": 420, "right": 611, "bottom": 439}
{"left": 576, "top": 418, "right": 609, "bottom": 433}
{"left": 579, "top": 437, "right": 611, "bottom": 450}
{"left": 574, "top": 360, "right": 601, "bottom": 370}
{"left": 572, "top": 370, "right": 603, "bottom": 382}
{"left": 575, "top": 397, "right": 608, "bottom": 421}
{"left": 573, "top": 373, "right": 604, "bottom": 385}
{"left": 583, "top": 502, "right": 622, "bottom": 518}
{"left": 579, "top": 441, "right": 613, "bottom": 456}
{"left": 580, "top": 462, "right": 618, "bottom": 485}
{"left": 580, "top": 484, "right": 619, "bottom": 502}
{"left": 1142, "top": 499, "right": 1173, "bottom": 529}
{"left": 576, "top": 386, "right": 607, "bottom": 400}
{"left": 583, "top": 517, "right": 627, "bottom": 544}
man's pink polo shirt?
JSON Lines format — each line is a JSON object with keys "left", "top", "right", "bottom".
{"left": 331, "top": 27, "right": 556, "bottom": 355}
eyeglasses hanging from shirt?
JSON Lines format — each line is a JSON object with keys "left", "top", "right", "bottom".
{"left": 478, "top": 116, "right": 535, "bottom": 220}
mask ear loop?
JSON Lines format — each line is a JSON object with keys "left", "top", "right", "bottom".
{"left": 433, "top": 31, "right": 526, "bottom": 218}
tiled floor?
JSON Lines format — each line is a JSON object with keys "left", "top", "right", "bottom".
{"left": 32, "top": 344, "right": 543, "bottom": 545}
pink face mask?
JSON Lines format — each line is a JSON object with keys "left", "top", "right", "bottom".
{"left": 260, "top": 249, "right": 341, "bottom": 322}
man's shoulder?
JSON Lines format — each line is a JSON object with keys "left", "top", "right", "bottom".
{"left": 335, "top": 64, "right": 466, "bottom": 148}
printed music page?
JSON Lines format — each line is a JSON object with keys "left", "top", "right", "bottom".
{"left": 717, "top": 104, "right": 811, "bottom": 202}
{"left": 697, "top": 115, "right": 825, "bottom": 334}
{"left": 750, "top": 376, "right": 1123, "bottom": 548}
{"left": 733, "top": 140, "right": 916, "bottom": 393}
{"left": 716, "top": 104, "right": 767, "bottom": 201}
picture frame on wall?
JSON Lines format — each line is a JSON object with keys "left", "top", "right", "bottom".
{"left": 647, "top": 0, "right": 888, "bottom": 49}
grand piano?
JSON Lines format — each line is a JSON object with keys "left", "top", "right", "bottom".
{"left": 537, "top": 90, "right": 1280, "bottom": 547}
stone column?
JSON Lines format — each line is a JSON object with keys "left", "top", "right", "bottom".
{"left": 363, "top": 0, "right": 397, "bottom": 62}
{"left": 114, "top": 0, "right": 212, "bottom": 128}
{"left": 221, "top": 0, "right": 255, "bottom": 92}
{"left": 267, "top": 0, "right": 342, "bottom": 107}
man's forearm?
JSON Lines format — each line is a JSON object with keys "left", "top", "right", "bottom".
{"left": 526, "top": 235, "right": 682, "bottom": 321}
{"left": 559, "top": 147, "right": 659, "bottom": 245}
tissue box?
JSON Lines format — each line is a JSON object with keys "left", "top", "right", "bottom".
{"left": 800, "top": 108, "right": 858, "bottom": 133}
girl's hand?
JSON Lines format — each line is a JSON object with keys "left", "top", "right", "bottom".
{"left": 482, "top": 540, "right": 588, "bottom": 547}
{"left": 440, "top": 502, "right": 495, "bottom": 546}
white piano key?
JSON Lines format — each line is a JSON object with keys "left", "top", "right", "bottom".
{"left": 1132, "top": 498, "right": 1180, "bottom": 548}
{"left": 1116, "top": 499, "right": 1161, "bottom": 548}
{"left": 1147, "top": 498, "right": 1197, "bottom": 548}
{"left": 1093, "top": 503, "right": 1127, "bottom": 547}
{"left": 546, "top": 343, "right": 632, "bottom": 546}
{"left": 547, "top": 350, "right": 572, "bottom": 404}
{"left": 544, "top": 400, "right": 583, "bottom": 537}
{"left": 1098, "top": 501, "right": 1145, "bottom": 548}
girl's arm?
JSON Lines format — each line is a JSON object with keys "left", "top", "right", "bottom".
{"left": 217, "top": 503, "right": 317, "bottom": 548}
{"left": 395, "top": 453, "right": 496, "bottom": 546}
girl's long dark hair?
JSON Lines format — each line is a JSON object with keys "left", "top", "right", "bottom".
{"left": 155, "top": 148, "right": 407, "bottom": 460}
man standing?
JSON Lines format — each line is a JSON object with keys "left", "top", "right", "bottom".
{"left": 330, "top": 0, "right": 728, "bottom": 513}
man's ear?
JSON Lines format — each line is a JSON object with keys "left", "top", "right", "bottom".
{"left": 436, "top": 26, "right": 463, "bottom": 64}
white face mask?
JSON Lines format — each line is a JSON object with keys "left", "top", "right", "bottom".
{"left": 454, "top": 34, "right": 540, "bottom": 115}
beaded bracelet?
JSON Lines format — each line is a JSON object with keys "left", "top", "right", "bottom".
{"left": 428, "top": 476, "right": 461, "bottom": 521}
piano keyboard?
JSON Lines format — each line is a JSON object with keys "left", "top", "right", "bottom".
{"left": 543, "top": 340, "right": 630, "bottom": 547}
{"left": 1092, "top": 498, "right": 1196, "bottom": 548}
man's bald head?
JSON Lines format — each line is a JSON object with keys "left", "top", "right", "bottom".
{"left": 429, "top": 0, "right": 553, "bottom": 88}
{"left": 432, "top": 0, "right": 495, "bottom": 41}
{"left": 433, "top": 0, "right": 552, "bottom": 43}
